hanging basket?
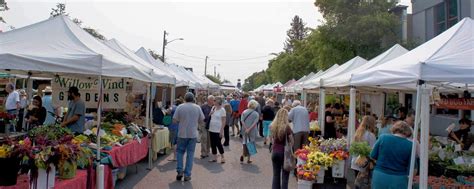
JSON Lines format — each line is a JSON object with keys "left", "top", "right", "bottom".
{"left": 59, "top": 160, "right": 77, "bottom": 179}
{"left": 0, "top": 157, "right": 20, "bottom": 186}
{"left": 297, "top": 179, "right": 313, "bottom": 189}
{"left": 332, "top": 160, "right": 345, "bottom": 178}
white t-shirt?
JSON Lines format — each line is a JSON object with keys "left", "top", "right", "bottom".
{"left": 209, "top": 107, "right": 226, "bottom": 133}
{"left": 5, "top": 91, "right": 20, "bottom": 111}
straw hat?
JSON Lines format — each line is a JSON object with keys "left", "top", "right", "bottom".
{"left": 42, "top": 86, "right": 53, "bottom": 93}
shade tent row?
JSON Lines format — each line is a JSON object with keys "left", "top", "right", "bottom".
{"left": 0, "top": 15, "right": 218, "bottom": 189}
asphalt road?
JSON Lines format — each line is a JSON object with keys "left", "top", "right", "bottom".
{"left": 116, "top": 134, "right": 300, "bottom": 189}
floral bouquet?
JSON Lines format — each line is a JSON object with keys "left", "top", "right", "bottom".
{"left": 318, "top": 138, "right": 348, "bottom": 154}
{"left": 296, "top": 164, "right": 317, "bottom": 181}
{"left": 349, "top": 141, "right": 372, "bottom": 167}
{"left": 295, "top": 147, "right": 310, "bottom": 161}
{"left": 330, "top": 150, "right": 350, "bottom": 161}
{"left": 307, "top": 151, "right": 334, "bottom": 169}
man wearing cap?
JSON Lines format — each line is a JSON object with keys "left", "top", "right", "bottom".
{"left": 60, "top": 87, "right": 85, "bottom": 134}
{"left": 173, "top": 92, "right": 205, "bottom": 182}
{"left": 42, "top": 86, "right": 57, "bottom": 125}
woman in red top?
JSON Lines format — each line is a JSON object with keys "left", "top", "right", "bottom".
{"left": 237, "top": 94, "right": 249, "bottom": 135}
{"left": 271, "top": 108, "right": 293, "bottom": 189}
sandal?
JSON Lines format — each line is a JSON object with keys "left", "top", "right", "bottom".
{"left": 247, "top": 160, "right": 253, "bottom": 164}
{"left": 221, "top": 158, "right": 225, "bottom": 164}
{"left": 208, "top": 159, "right": 217, "bottom": 162}
{"left": 240, "top": 156, "right": 244, "bottom": 163}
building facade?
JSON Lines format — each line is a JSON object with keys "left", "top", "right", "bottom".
{"left": 411, "top": 0, "right": 473, "bottom": 42}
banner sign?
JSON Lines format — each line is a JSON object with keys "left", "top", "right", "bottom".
{"left": 52, "top": 76, "right": 127, "bottom": 109}
{"left": 436, "top": 98, "right": 474, "bottom": 110}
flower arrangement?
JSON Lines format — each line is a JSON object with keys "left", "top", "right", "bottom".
{"left": 295, "top": 147, "right": 310, "bottom": 161}
{"left": 330, "top": 150, "right": 349, "bottom": 161}
{"left": 29, "top": 125, "right": 72, "bottom": 142}
{"left": 318, "top": 138, "right": 348, "bottom": 154}
{"left": 296, "top": 165, "right": 317, "bottom": 181}
{"left": 307, "top": 151, "right": 334, "bottom": 168}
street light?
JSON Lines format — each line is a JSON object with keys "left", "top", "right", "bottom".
{"left": 161, "top": 30, "right": 184, "bottom": 63}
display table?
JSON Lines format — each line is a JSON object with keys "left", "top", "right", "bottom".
{"left": 151, "top": 126, "right": 170, "bottom": 161}
{"left": 0, "top": 167, "right": 114, "bottom": 189}
{"left": 103, "top": 137, "right": 150, "bottom": 168}
{"left": 0, "top": 132, "right": 27, "bottom": 142}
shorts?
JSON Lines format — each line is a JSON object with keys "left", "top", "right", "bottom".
{"left": 169, "top": 129, "right": 178, "bottom": 145}
{"left": 263, "top": 121, "right": 272, "bottom": 137}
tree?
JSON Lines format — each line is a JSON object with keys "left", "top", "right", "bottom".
{"left": 50, "top": 3, "right": 106, "bottom": 40}
{"left": 50, "top": 3, "right": 68, "bottom": 17}
{"left": 284, "top": 15, "right": 309, "bottom": 53}
{"left": 0, "top": 1, "right": 9, "bottom": 24}
{"left": 148, "top": 49, "right": 163, "bottom": 61}
{"left": 206, "top": 75, "right": 222, "bottom": 85}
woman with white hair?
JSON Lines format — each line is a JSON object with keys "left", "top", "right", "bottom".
{"left": 240, "top": 100, "right": 260, "bottom": 164}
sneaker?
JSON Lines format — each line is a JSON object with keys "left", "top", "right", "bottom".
{"left": 184, "top": 176, "right": 192, "bottom": 182}
{"left": 176, "top": 172, "right": 183, "bottom": 181}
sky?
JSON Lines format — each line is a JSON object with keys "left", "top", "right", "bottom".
{"left": 2, "top": 0, "right": 411, "bottom": 85}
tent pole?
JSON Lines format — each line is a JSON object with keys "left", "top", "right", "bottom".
{"left": 22, "top": 74, "right": 32, "bottom": 132}
{"left": 319, "top": 87, "right": 326, "bottom": 136}
{"left": 420, "top": 86, "right": 430, "bottom": 189}
{"left": 408, "top": 80, "right": 423, "bottom": 189}
{"left": 96, "top": 75, "right": 104, "bottom": 189}
{"left": 146, "top": 82, "right": 152, "bottom": 170}
{"left": 348, "top": 87, "right": 356, "bottom": 145}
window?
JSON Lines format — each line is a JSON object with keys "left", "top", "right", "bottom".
{"left": 434, "top": 0, "right": 458, "bottom": 35}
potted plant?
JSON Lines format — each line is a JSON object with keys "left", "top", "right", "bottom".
{"left": 56, "top": 135, "right": 80, "bottom": 179}
{"left": 349, "top": 141, "right": 372, "bottom": 168}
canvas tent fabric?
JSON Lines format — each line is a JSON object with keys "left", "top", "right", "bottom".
{"left": 302, "top": 56, "right": 367, "bottom": 89}
{"left": 104, "top": 39, "right": 175, "bottom": 84}
{"left": 351, "top": 17, "right": 474, "bottom": 86}
{"left": 324, "top": 44, "right": 409, "bottom": 88}
{"left": 0, "top": 16, "right": 154, "bottom": 82}
{"left": 134, "top": 47, "right": 190, "bottom": 87}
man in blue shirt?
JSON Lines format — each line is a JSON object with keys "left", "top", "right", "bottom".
{"left": 229, "top": 94, "right": 240, "bottom": 136}
{"left": 61, "top": 87, "right": 85, "bottom": 134}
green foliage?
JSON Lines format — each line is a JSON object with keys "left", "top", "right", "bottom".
{"left": 50, "top": 3, "right": 68, "bottom": 17}
{"left": 206, "top": 75, "right": 222, "bottom": 85}
{"left": 51, "top": 3, "right": 106, "bottom": 40}
{"left": 242, "top": 70, "right": 271, "bottom": 91}
{"left": 148, "top": 49, "right": 163, "bottom": 61}
{"left": 244, "top": 1, "right": 418, "bottom": 90}
{"left": 349, "top": 141, "right": 371, "bottom": 157}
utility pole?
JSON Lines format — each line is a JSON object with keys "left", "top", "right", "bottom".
{"left": 204, "top": 56, "right": 208, "bottom": 76}
{"left": 161, "top": 30, "right": 167, "bottom": 62}
{"left": 214, "top": 65, "right": 216, "bottom": 77}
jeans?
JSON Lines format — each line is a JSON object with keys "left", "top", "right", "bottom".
{"left": 176, "top": 138, "right": 197, "bottom": 177}
{"left": 293, "top": 132, "right": 309, "bottom": 151}
{"left": 209, "top": 131, "right": 224, "bottom": 155}
{"left": 223, "top": 125, "right": 230, "bottom": 146}
{"left": 271, "top": 152, "right": 289, "bottom": 189}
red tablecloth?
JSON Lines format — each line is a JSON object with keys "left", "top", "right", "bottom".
{"left": 0, "top": 167, "right": 114, "bottom": 189}
{"left": 104, "top": 137, "right": 149, "bottom": 168}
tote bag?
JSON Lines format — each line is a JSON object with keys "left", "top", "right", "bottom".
{"left": 283, "top": 132, "right": 295, "bottom": 171}
{"left": 246, "top": 137, "right": 258, "bottom": 156}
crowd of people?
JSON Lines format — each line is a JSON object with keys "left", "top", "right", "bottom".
{"left": 168, "top": 91, "right": 472, "bottom": 189}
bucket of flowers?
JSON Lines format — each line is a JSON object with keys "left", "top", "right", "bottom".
{"left": 56, "top": 135, "right": 81, "bottom": 179}
{"left": 0, "top": 112, "right": 17, "bottom": 134}
{"left": 0, "top": 138, "right": 32, "bottom": 186}
{"left": 307, "top": 151, "right": 334, "bottom": 183}
{"left": 319, "top": 138, "right": 349, "bottom": 178}
{"left": 349, "top": 141, "right": 372, "bottom": 170}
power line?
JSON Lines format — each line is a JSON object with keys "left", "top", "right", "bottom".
{"left": 166, "top": 47, "right": 272, "bottom": 62}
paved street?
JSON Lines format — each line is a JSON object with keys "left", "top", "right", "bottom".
{"left": 116, "top": 135, "right": 298, "bottom": 189}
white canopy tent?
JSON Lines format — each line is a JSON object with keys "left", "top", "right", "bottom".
{"left": 351, "top": 17, "right": 474, "bottom": 189}
{"left": 324, "top": 44, "right": 409, "bottom": 88}
{"left": 104, "top": 39, "right": 175, "bottom": 84}
{"left": 0, "top": 16, "right": 154, "bottom": 82}
{"left": 302, "top": 56, "right": 368, "bottom": 90}
{"left": 135, "top": 47, "right": 190, "bottom": 87}
{"left": 0, "top": 16, "right": 164, "bottom": 188}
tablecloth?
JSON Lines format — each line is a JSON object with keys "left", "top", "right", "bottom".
{"left": 103, "top": 137, "right": 149, "bottom": 168}
{"left": 0, "top": 167, "right": 114, "bottom": 189}
{"left": 152, "top": 127, "right": 170, "bottom": 153}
